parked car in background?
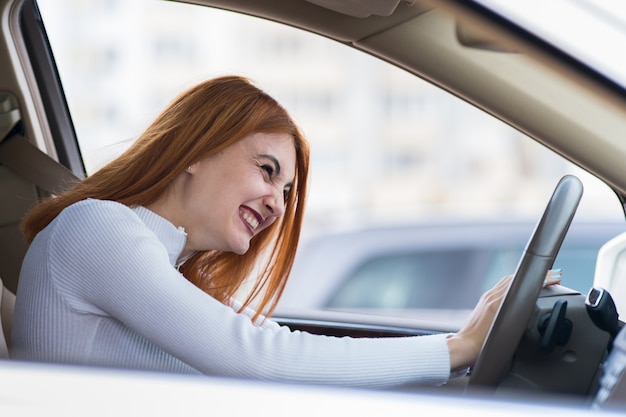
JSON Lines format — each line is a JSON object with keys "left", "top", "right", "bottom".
{"left": 279, "top": 221, "right": 625, "bottom": 314}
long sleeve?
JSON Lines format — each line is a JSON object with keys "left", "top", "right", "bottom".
{"left": 13, "top": 199, "right": 451, "bottom": 388}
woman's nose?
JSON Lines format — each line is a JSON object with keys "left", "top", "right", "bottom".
{"left": 264, "top": 190, "right": 285, "bottom": 218}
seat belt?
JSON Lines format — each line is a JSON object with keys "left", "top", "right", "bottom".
{"left": 0, "top": 91, "right": 80, "bottom": 195}
{"left": 0, "top": 131, "right": 80, "bottom": 195}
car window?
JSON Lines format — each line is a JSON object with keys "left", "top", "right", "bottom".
{"left": 326, "top": 250, "right": 479, "bottom": 310}
{"left": 38, "top": 0, "right": 626, "bottom": 323}
{"left": 326, "top": 241, "right": 612, "bottom": 312}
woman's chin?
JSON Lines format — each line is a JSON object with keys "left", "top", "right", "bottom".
{"left": 230, "top": 240, "right": 251, "bottom": 255}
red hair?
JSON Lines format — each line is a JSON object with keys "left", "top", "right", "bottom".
{"left": 22, "top": 75, "right": 310, "bottom": 319}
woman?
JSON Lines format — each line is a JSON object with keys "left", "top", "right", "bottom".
{"left": 12, "top": 75, "right": 559, "bottom": 387}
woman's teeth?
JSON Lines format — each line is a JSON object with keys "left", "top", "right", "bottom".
{"left": 242, "top": 211, "right": 259, "bottom": 230}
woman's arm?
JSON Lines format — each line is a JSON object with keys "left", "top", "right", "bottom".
{"left": 48, "top": 199, "right": 452, "bottom": 387}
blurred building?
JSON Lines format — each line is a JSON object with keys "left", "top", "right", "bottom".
{"left": 37, "top": 0, "right": 621, "bottom": 235}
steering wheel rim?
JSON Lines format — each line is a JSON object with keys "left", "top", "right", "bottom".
{"left": 467, "top": 175, "right": 583, "bottom": 391}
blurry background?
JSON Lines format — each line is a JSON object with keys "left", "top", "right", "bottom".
{"left": 37, "top": 0, "right": 624, "bottom": 236}
{"left": 34, "top": 0, "right": 626, "bottom": 316}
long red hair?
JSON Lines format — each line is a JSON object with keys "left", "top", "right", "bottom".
{"left": 21, "top": 75, "right": 310, "bottom": 319}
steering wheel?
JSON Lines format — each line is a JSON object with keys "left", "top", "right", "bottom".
{"left": 466, "top": 175, "right": 583, "bottom": 391}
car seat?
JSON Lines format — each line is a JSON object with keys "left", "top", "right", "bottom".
{"left": 0, "top": 275, "right": 15, "bottom": 358}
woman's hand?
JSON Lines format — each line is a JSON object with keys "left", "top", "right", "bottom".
{"left": 543, "top": 268, "right": 562, "bottom": 287}
{"left": 446, "top": 269, "right": 562, "bottom": 372}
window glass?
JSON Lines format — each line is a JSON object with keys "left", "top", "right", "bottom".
{"left": 482, "top": 246, "right": 605, "bottom": 296}
{"left": 326, "top": 251, "right": 477, "bottom": 310}
{"left": 38, "top": 0, "right": 626, "bottom": 322}
{"left": 327, "top": 241, "right": 614, "bottom": 313}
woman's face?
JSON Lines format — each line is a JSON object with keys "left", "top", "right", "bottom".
{"left": 163, "top": 132, "right": 296, "bottom": 256}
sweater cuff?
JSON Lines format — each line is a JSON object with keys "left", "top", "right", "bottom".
{"left": 443, "top": 333, "right": 470, "bottom": 380}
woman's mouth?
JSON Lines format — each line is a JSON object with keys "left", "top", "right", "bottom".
{"left": 239, "top": 206, "right": 261, "bottom": 234}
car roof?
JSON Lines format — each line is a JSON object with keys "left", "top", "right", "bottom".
{"left": 297, "top": 220, "right": 625, "bottom": 258}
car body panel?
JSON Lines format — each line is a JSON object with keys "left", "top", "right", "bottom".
{"left": 1, "top": 359, "right": 618, "bottom": 416}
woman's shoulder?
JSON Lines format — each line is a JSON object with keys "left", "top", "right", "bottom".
{"left": 61, "top": 199, "right": 135, "bottom": 220}
{"left": 42, "top": 199, "right": 161, "bottom": 259}
{"left": 52, "top": 199, "right": 141, "bottom": 235}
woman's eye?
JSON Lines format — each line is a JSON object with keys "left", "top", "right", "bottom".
{"left": 283, "top": 189, "right": 290, "bottom": 201}
{"left": 261, "top": 165, "right": 274, "bottom": 177}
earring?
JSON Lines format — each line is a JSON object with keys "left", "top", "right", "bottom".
{"left": 186, "top": 165, "right": 192, "bottom": 171}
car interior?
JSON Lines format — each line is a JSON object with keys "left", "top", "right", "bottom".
{"left": 3, "top": 0, "right": 626, "bottom": 411}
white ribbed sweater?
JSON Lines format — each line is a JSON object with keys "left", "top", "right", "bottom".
{"left": 12, "top": 199, "right": 451, "bottom": 387}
